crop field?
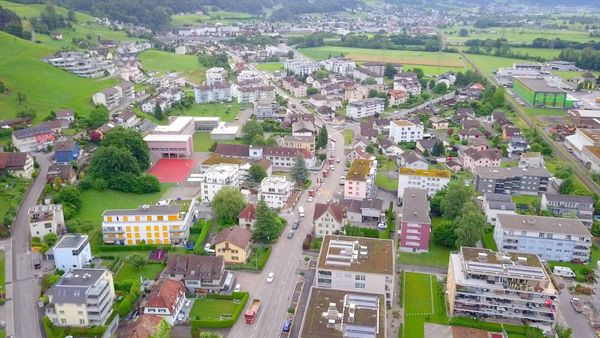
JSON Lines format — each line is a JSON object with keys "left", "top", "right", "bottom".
{"left": 445, "top": 26, "right": 593, "bottom": 45}
{"left": 510, "top": 48, "right": 561, "bottom": 59}
{"left": 139, "top": 50, "right": 206, "bottom": 83}
{"left": 465, "top": 54, "right": 537, "bottom": 75}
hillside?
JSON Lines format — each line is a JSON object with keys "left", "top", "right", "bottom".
{"left": 0, "top": 31, "right": 117, "bottom": 122}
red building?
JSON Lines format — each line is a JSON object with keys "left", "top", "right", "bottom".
{"left": 399, "top": 188, "right": 431, "bottom": 253}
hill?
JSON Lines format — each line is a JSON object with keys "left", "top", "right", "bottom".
{"left": 0, "top": 31, "right": 117, "bottom": 123}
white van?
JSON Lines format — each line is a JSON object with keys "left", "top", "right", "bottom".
{"left": 553, "top": 266, "right": 576, "bottom": 278}
{"left": 299, "top": 206, "right": 305, "bottom": 218}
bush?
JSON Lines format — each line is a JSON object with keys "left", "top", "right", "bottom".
{"left": 99, "top": 244, "right": 170, "bottom": 252}
{"left": 193, "top": 220, "right": 211, "bottom": 255}
{"left": 257, "top": 246, "right": 272, "bottom": 270}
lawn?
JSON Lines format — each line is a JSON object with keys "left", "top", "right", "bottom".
{"left": 193, "top": 132, "right": 245, "bottom": 152}
{"left": 403, "top": 272, "right": 446, "bottom": 338}
{"left": 510, "top": 48, "right": 561, "bottom": 60}
{"left": 179, "top": 102, "right": 246, "bottom": 122}
{"left": 255, "top": 62, "right": 283, "bottom": 72}
{"left": 465, "top": 54, "right": 536, "bottom": 76}
{"left": 229, "top": 245, "right": 271, "bottom": 271}
{"left": 377, "top": 157, "right": 398, "bottom": 171}
{"left": 375, "top": 173, "right": 398, "bottom": 191}
{"left": 553, "top": 70, "right": 599, "bottom": 80}
{"left": 170, "top": 13, "right": 210, "bottom": 26}
{"left": 0, "top": 250, "right": 5, "bottom": 294}
{"left": 445, "top": 26, "right": 593, "bottom": 45}
{"left": 523, "top": 107, "right": 567, "bottom": 116}
{"left": 114, "top": 262, "right": 165, "bottom": 283}
{"left": 402, "top": 64, "right": 465, "bottom": 76}
{"left": 139, "top": 50, "right": 206, "bottom": 83}
{"left": 299, "top": 46, "right": 465, "bottom": 68}
{"left": 511, "top": 195, "right": 541, "bottom": 206}
{"left": 482, "top": 229, "right": 498, "bottom": 251}
{"left": 0, "top": 31, "right": 118, "bottom": 122}
{"left": 342, "top": 129, "right": 354, "bottom": 145}
{"left": 397, "top": 217, "right": 451, "bottom": 268}
{"left": 190, "top": 298, "right": 240, "bottom": 321}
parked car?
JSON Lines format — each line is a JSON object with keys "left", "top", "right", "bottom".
{"left": 287, "top": 230, "right": 295, "bottom": 239}
{"left": 234, "top": 283, "right": 241, "bottom": 292}
{"left": 266, "top": 272, "right": 275, "bottom": 283}
{"left": 377, "top": 222, "right": 387, "bottom": 229}
{"left": 292, "top": 220, "right": 299, "bottom": 230}
{"left": 307, "top": 196, "right": 313, "bottom": 202}
{"left": 204, "top": 243, "right": 216, "bottom": 255}
{"left": 282, "top": 319, "right": 293, "bottom": 332}
{"left": 571, "top": 298, "right": 583, "bottom": 313}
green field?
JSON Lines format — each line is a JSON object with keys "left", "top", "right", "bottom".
{"left": 511, "top": 195, "right": 541, "bottom": 205}
{"left": 397, "top": 217, "right": 451, "bottom": 268}
{"left": 465, "top": 54, "right": 536, "bottom": 75}
{"left": 170, "top": 13, "right": 210, "bottom": 26}
{"left": 171, "top": 10, "right": 254, "bottom": 26}
{"left": 139, "top": 50, "right": 206, "bottom": 83}
{"left": 0, "top": 176, "right": 29, "bottom": 227}
{"left": 193, "top": 132, "right": 245, "bottom": 152}
{"left": 342, "top": 129, "right": 354, "bottom": 145}
{"left": 445, "top": 26, "right": 593, "bottom": 45}
{"left": 553, "top": 70, "right": 600, "bottom": 80}
{"left": 510, "top": 48, "right": 561, "bottom": 59}
{"left": 375, "top": 173, "right": 398, "bottom": 191}
{"left": 0, "top": 32, "right": 118, "bottom": 122}
{"left": 403, "top": 64, "right": 465, "bottom": 76}
{"left": 403, "top": 272, "right": 446, "bottom": 338}
{"left": 190, "top": 297, "right": 240, "bottom": 320}
{"left": 255, "top": 62, "right": 284, "bottom": 72}
{"left": 114, "top": 262, "right": 165, "bottom": 283}
{"left": 523, "top": 107, "right": 567, "bottom": 116}
{"left": 181, "top": 102, "right": 245, "bottom": 122}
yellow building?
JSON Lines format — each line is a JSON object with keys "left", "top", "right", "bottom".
{"left": 101, "top": 199, "right": 195, "bottom": 245}
{"left": 211, "top": 226, "right": 252, "bottom": 264}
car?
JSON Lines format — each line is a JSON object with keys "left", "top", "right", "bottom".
{"left": 571, "top": 298, "right": 583, "bottom": 313}
{"left": 292, "top": 220, "right": 299, "bottom": 229}
{"left": 177, "top": 313, "right": 185, "bottom": 320}
{"left": 204, "top": 243, "right": 216, "bottom": 255}
{"left": 282, "top": 319, "right": 293, "bottom": 332}
{"left": 234, "top": 283, "right": 241, "bottom": 292}
{"left": 185, "top": 300, "right": 191, "bottom": 307}
{"left": 336, "top": 159, "right": 340, "bottom": 163}
{"left": 377, "top": 222, "right": 387, "bottom": 229}
{"left": 307, "top": 196, "right": 313, "bottom": 202}
{"left": 287, "top": 230, "right": 295, "bottom": 239}
{"left": 266, "top": 272, "right": 275, "bottom": 283}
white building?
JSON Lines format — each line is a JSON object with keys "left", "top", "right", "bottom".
{"left": 389, "top": 119, "right": 424, "bottom": 144}
{"left": 28, "top": 204, "right": 64, "bottom": 238}
{"left": 194, "top": 83, "right": 232, "bottom": 103}
{"left": 258, "top": 176, "right": 293, "bottom": 209}
{"left": 344, "top": 159, "right": 377, "bottom": 200}
{"left": 199, "top": 164, "right": 241, "bottom": 202}
{"left": 346, "top": 98, "right": 385, "bottom": 119}
{"left": 284, "top": 58, "right": 321, "bottom": 76}
{"left": 482, "top": 193, "right": 516, "bottom": 224}
{"left": 206, "top": 67, "right": 228, "bottom": 85}
{"left": 321, "top": 57, "right": 356, "bottom": 75}
{"left": 52, "top": 234, "right": 93, "bottom": 272}
{"left": 397, "top": 168, "right": 451, "bottom": 198}
{"left": 142, "top": 278, "right": 186, "bottom": 325}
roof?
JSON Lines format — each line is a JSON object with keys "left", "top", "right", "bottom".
{"left": 164, "top": 254, "right": 224, "bottom": 280}
{"left": 515, "top": 77, "right": 564, "bottom": 93}
{"left": 103, "top": 203, "right": 182, "bottom": 216}
{"left": 263, "top": 146, "right": 312, "bottom": 159}
{"left": 47, "top": 269, "right": 107, "bottom": 304}
{"left": 202, "top": 154, "right": 245, "bottom": 166}
{"left": 212, "top": 226, "right": 252, "bottom": 250}
{"left": 55, "top": 109, "right": 75, "bottom": 118}
{"left": 119, "top": 314, "right": 163, "bottom": 338}
{"left": 143, "top": 134, "right": 191, "bottom": 142}
{"left": 318, "top": 235, "right": 394, "bottom": 275}
{"left": 497, "top": 214, "right": 591, "bottom": 237}
{"left": 460, "top": 247, "right": 547, "bottom": 274}
{"left": 313, "top": 203, "right": 346, "bottom": 223}
{"left": 339, "top": 198, "right": 383, "bottom": 214}
{"left": 54, "top": 139, "right": 77, "bottom": 152}
{"left": 417, "top": 138, "right": 438, "bottom": 150}
{"left": 392, "top": 119, "right": 415, "bottom": 127}
{"left": 400, "top": 150, "right": 426, "bottom": 164}
{"left": 360, "top": 120, "right": 378, "bottom": 138}
{"left": 543, "top": 193, "right": 593, "bottom": 205}
{"left": 401, "top": 188, "right": 431, "bottom": 224}
{"left": 0, "top": 152, "right": 29, "bottom": 170}
{"left": 474, "top": 167, "right": 550, "bottom": 179}
{"left": 580, "top": 129, "right": 600, "bottom": 142}
{"left": 292, "top": 120, "right": 315, "bottom": 133}
{"left": 462, "top": 148, "right": 503, "bottom": 161}
{"left": 145, "top": 279, "right": 185, "bottom": 310}
{"left": 254, "top": 158, "right": 272, "bottom": 171}
{"left": 12, "top": 125, "right": 53, "bottom": 139}
{"left": 54, "top": 234, "right": 89, "bottom": 250}
{"left": 214, "top": 144, "right": 250, "bottom": 157}
{"left": 346, "top": 159, "right": 373, "bottom": 181}
{"left": 238, "top": 204, "right": 256, "bottom": 220}
{"left": 398, "top": 168, "right": 450, "bottom": 178}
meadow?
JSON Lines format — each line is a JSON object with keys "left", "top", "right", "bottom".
{"left": 255, "top": 62, "right": 284, "bottom": 72}
{"left": 445, "top": 26, "right": 594, "bottom": 45}
{"left": 171, "top": 10, "right": 255, "bottom": 26}
{"left": 139, "top": 50, "right": 206, "bottom": 83}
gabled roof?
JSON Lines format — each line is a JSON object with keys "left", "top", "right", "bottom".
{"left": 54, "top": 139, "right": 77, "bottom": 152}
{"left": 0, "top": 152, "right": 28, "bottom": 170}
{"left": 212, "top": 226, "right": 252, "bottom": 250}
{"left": 400, "top": 150, "right": 426, "bottom": 164}
{"left": 360, "top": 119, "right": 378, "bottom": 138}
{"left": 120, "top": 314, "right": 163, "bottom": 338}
{"left": 214, "top": 144, "right": 250, "bottom": 157}
{"left": 145, "top": 279, "right": 185, "bottom": 310}
{"left": 313, "top": 202, "right": 345, "bottom": 223}
{"left": 238, "top": 204, "right": 256, "bottom": 220}
{"left": 164, "top": 254, "right": 224, "bottom": 280}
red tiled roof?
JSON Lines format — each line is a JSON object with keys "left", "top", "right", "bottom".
{"left": 212, "top": 226, "right": 252, "bottom": 250}
{"left": 144, "top": 279, "right": 185, "bottom": 312}
{"left": 263, "top": 146, "right": 313, "bottom": 159}
{"left": 119, "top": 314, "right": 163, "bottom": 338}
{"left": 0, "top": 152, "right": 28, "bottom": 170}
{"left": 238, "top": 204, "right": 256, "bottom": 220}
{"left": 313, "top": 202, "right": 345, "bottom": 223}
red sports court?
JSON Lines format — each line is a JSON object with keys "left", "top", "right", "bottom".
{"left": 147, "top": 158, "right": 196, "bottom": 183}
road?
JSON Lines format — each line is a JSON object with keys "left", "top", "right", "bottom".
{"left": 6, "top": 153, "right": 50, "bottom": 338}
{"left": 555, "top": 278, "right": 596, "bottom": 338}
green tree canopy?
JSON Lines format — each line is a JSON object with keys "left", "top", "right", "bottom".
{"left": 242, "top": 120, "right": 263, "bottom": 144}
{"left": 454, "top": 202, "right": 486, "bottom": 247}
{"left": 441, "top": 180, "right": 473, "bottom": 220}
{"left": 252, "top": 199, "right": 283, "bottom": 243}
{"left": 127, "top": 253, "right": 148, "bottom": 271}
{"left": 211, "top": 187, "right": 247, "bottom": 226}
{"left": 102, "top": 127, "right": 150, "bottom": 171}
{"left": 249, "top": 164, "right": 267, "bottom": 183}
{"left": 291, "top": 155, "right": 309, "bottom": 183}
{"left": 88, "top": 146, "right": 141, "bottom": 181}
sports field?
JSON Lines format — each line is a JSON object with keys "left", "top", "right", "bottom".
{"left": 139, "top": 50, "right": 206, "bottom": 83}
{"left": 147, "top": 159, "right": 196, "bottom": 183}
{"left": 403, "top": 272, "right": 446, "bottom": 338}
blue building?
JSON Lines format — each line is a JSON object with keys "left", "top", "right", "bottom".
{"left": 54, "top": 139, "right": 80, "bottom": 165}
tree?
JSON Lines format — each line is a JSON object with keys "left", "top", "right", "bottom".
{"left": 433, "top": 220, "right": 457, "bottom": 248}
{"left": 433, "top": 82, "right": 448, "bottom": 94}
{"left": 84, "top": 106, "right": 109, "bottom": 129}
{"left": 43, "top": 233, "right": 58, "bottom": 246}
{"left": 384, "top": 63, "right": 396, "bottom": 78}
{"left": 135, "top": 174, "right": 161, "bottom": 193}
{"left": 441, "top": 180, "right": 473, "bottom": 220}
{"left": 153, "top": 103, "right": 164, "bottom": 120}
{"left": 54, "top": 186, "right": 82, "bottom": 212}
{"left": 307, "top": 87, "right": 319, "bottom": 96}
{"left": 242, "top": 120, "right": 263, "bottom": 144}
{"left": 102, "top": 127, "right": 150, "bottom": 171}
{"left": 431, "top": 140, "right": 444, "bottom": 156}
{"left": 252, "top": 199, "right": 282, "bottom": 243}
{"left": 211, "top": 187, "right": 246, "bottom": 226}
{"left": 559, "top": 178, "right": 575, "bottom": 194}
{"left": 316, "top": 126, "right": 328, "bottom": 149}
{"left": 366, "top": 144, "right": 375, "bottom": 154}
{"left": 127, "top": 254, "right": 148, "bottom": 271}
{"left": 458, "top": 28, "right": 469, "bottom": 37}
{"left": 291, "top": 155, "right": 309, "bottom": 183}
{"left": 287, "top": 50, "right": 294, "bottom": 59}
{"left": 365, "top": 77, "right": 377, "bottom": 85}
{"left": 454, "top": 202, "right": 485, "bottom": 247}
{"left": 430, "top": 188, "right": 446, "bottom": 216}
{"left": 88, "top": 146, "right": 140, "bottom": 181}
{"left": 555, "top": 325, "right": 573, "bottom": 338}
{"left": 209, "top": 142, "right": 218, "bottom": 152}
{"left": 412, "top": 68, "right": 424, "bottom": 79}
{"left": 249, "top": 164, "right": 267, "bottom": 183}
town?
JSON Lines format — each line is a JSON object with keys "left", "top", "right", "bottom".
{"left": 1, "top": 1, "right": 600, "bottom": 338}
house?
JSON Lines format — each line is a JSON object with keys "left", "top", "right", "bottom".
{"left": 278, "top": 135, "right": 315, "bottom": 152}
{"left": 474, "top": 167, "right": 550, "bottom": 195}
{"left": 313, "top": 202, "right": 346, "bottom": 237}
{"left": 238, "top": 204, "right": 256, "bottom": 229}
{"left": 92, "top": 87, "right": 121, "bottom": 107}
{"left": 51, "top": 234, "right": 92, "bottom": 272}
{"left": 541, "top": 193, "right": 594, "bottom": 227}
{"left": 344, "top": 159, "right": 377, "bottom": 200}
{"left": 502, "top": 125, "right": 523, "bottom": 142}
{"left": 143, "top": 279, "right": 186, "bottom": 325}
{"left": 346, "top": 145, "right": 373, "bottom": 162}
{"left": 353, "top": 66, "right": 384, "bottom": 85}
{"left": 54, "top": 139, "right": 81, "bottom": 165}
{"left": 399, "top": 188, "right": 431, "bottom": 253}
{"left": 453, "top": 108, "right": 475, "bottom": 123}
{"left": 346, "top": 98, "right": 385, "bottom": 120}
{"left": 263, "top": 146, "right": 315, "bottom": 169}
{"left": 389, "top": 119, "right": 424, "bottom": 144}
{"left": 379, "top": 139, "right": 403, "bottom": 158}
{"left": 55, "top": 110, "right": 75, "bottom": 124}
{"left": 198, "top": 164, "right": 240, "bottom": 202}
{"left": 164, "top": 254, "right": 231, "bottom": 293}
{"left": 12, "top": 125, "right": 56, "bottom": 152}
{"left": 0, "top": 152, "right": 34, "bottom": 178}
{"left": 28, "top": 204, "right": 64, "bottom": 238}
{"left": 281, "top": 77, "right": 308, "bottom": 98}
{"left": 459, "top": 128, "right": 483, "bottom": 141}
{"left": 430, "top": 116, "right": 448, "bottom": 130}
{"left": 316, "top": 235, "right": 395, "bottom": 307}
{"left": 339, "top": 198, "right": 384, "bottom": 227}
{"left": 118, "top": 315, "right": 163, "bottom": 338}
{"left": 194, "top": 83, "right": 232, "bottom": 103}
{"left": 461, "top": 118, "right": 481, "bottom": 130}
{"left": 113, "top": 110, "right": 140, "bottom": 129}
{"left": 45, "top": 269, "right": 115, "bottom": 327}
{"left": 397, "top": 151, "right": 428, "bottom": 170}
{"left": 292, "top": 121, "right": 316, "bottom": 137}
{"left": 459, "top": 147, "right": 503, "bottom": 171}
{"left": 393, "top": 72, "right": 421, "bottom": 95}
{"left": 416, "top": 139, "right": 440, "bottom": 155}
{"left": 360, "top": 119, "right": 378, "bottom": 141}
{"left": 253, "top": 99, "right": 284, "bottom": 120}
{"left": 508, "top": 136, "right": 529, "bottom": 155}
{"left": 482, "top": 193, "right": 516, "bottom": 223}
{"left": 46, "top": 164, "right": 77, "bottom": 184}
{"left": 494, "top": 214, "right": 592, "bottom": 262}
{"left": 212, "top": 226, "right": 252, "bottom": 264}
{"left": 388, "top": 89, "right": 408, "bottom": 106}
{"left": 519, "top": 152, "right": 544, "bottom": 168}
{"left": 397, "top": 168, "right": 451, "bottom": 197}
{"left": 258, "top": 175, "right": 294, "bottom": 209}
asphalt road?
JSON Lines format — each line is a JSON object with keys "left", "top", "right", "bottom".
{"left": 556, "top": 278, "right": 596, "bottom": 338}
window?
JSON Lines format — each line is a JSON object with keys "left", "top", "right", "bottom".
{"left": 59, "top": 311, "right": 65, "bottom": 315}
{"left": 355, "top": 282, "right": 366, "bottom": 289}
{"left": 79, "top": 319, "right": 85, "bottom": 325}
{"left": 61, "top": 319, "right": 67, "bottom": 324}
{"left": 355, "top": 274, "right": 365, "bottom": 281}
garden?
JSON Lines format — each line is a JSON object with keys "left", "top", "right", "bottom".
{"left": 190, "top": 292, "right": 249, "bottom": 332}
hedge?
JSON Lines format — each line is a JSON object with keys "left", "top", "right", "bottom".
{"left": 448, "top": 317, "right": 544, "bottom": 337}
{"left": 190, "top": 292, "right": 249, "bottom": 331}
{"left": 98, "top": 244, "right": 172, "bottom": 252}
{"left": 115, "top": 281, "right": 141, "bottom": 317}
{"left": 193, "top": 220, "right": 211, "bottom": 255}
{"left": 43, "top": 316, "right": 107, "bottom": 338}
{"left": 257, "top": 246, "right": 271, "bottom": 270}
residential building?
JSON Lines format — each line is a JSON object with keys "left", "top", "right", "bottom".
{"left": 397, "top": 168, "right": 451, "bottom": 197}
{"left": 45, "top": 51, "right": 115, "bottom": 78}
{"left": 119, "top": 315, "right": 163, "bottom": 338}
{"left": 321, "top": 57, "right": 356, "bottom": 75}
{"left": 399, "top": 188, "right": 431, "bottom": 253}
{"left": 380, "top": 139, "right": 403, "bottom": 158}
{"left": 316, "top": 235, "right": 395, "bottom": 307}
{"left": 198, "top": 164, "right": 240, "bottom": 203}
{"left": 346, "top": 145, "right": 373, "bottom": 162}
{"left": 194, "top": 83, "right": 232, "bottom": 103}
{"left": 12, "top": 125, "right": 56, "bottom": 152}
{"left": 278, "top": 135, "right": 315, "bottom": 152}
{"left": 519, "top": 152, "right": 545, "bottom": 168}
{"left": 389, "top": 119, "right": 424, "bottom": 144}
{"left": 393, "top": 72, "right": 421, "bottom": 95}
{"left": 211, "top": 226, "right": 252, "bottom": 264}
{"left": 46, "top": 164, "right": 76, "bottom": 185}
{"left": 362, "top": 62, "right": 388, "bottom": 76}
{"left": 46, "top": 269, "right": 115, "bottom": 327}
{"left": 52, "top": 234, "right": 93, "bottom": 272}
{"left": 284, "top": 58, "right": 321, "bottom": 76}
{"left": 142, "top": 279, "right": 186, "bottom": 325}
{"left": 164, "top": 254, "right": 232, "bottom": 293}
{"left": 258, "top": 175, "right": 293, "bottom": 209}
{"left": 388, "top": 89, "right": 408, "bottom": 106}
{"left": 101, "top": 199, "right": 195, "bottom": 246}
{"left": 253, "top": 99, "right": 284, "bottom": 120}
{"left": 54, "top": 139, "right": 81, "bottom": 165}
{"left": 238, "top": 204, "right": 256, "bottom": 229}
{"left": 430, "top": 116, "right": 448, "bottom": 130}
{"left": 459, "top": 148, "right": 503, "bottom": 171}
{"left": 473, "top": 167, "right": 551, "bottom": 195}
{"left": 482, "top": 193, "right": 516, "bottom": 223}
{"left": 353, "top": 66, "right": 384, "bottom": 85}
{"left": 281, "top": 77, "right": 308, "bottom": 97}
{"left": 447, "top": 247, "right": 557, "bottom": 332}
{"left": 92, "top": 87, "right": 121, "bottom": 108}
{"left": 494, "top": 214, "right": 592, "bottom": 262}
{"left": 263, "top": 147, "right": 315, "bottom": 169}
{"left": 344, "top": 159, "right": 377, "bottom": 200}
{"left": 541, "top": 193, "right": 594, "bottom": 227}
{"left": 55, "top": 110, "right": 75, "bottom": 124}
{"left": 346, "top": 98, "right": 385, "bottom": 119}
{"left": 508, "top": 136, "right": 529, "bottom": 155}
{"left": 205, "top": 67, "right": 227, "bottom": 85}
{"left": 313, "top": 202, "right": 346, "bottom": 237}
{"left": 292, "top": 121, "right": 316, "bottom": 137}
{"left": 237, "top": 85, "right": 275, "bottom": 104}
{"left": 397, "top": 151, "right": 428, "bottom": 170}
{"left": 29, "top": 204, "right": 64, "bottom": 238}
{"left": 0, "top": 152, "right": 34, "bottom": 178}
{"left": 339, "top": 198, "right": 384, "bottom": 227}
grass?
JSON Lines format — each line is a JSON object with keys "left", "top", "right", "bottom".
{"left": 0, "top": 250, "right": 4, "bottom": 294}
{"left": 139, "top": 50, "right": 206, "bottom": 83}
{"left": 114, "top": 262, "right": 165, "bottom": 283}
{"left": 510, "top": 195, "right": 541, "bottom": 206}
{"left": 482, "top": 229, "right": 498, "bottom": 251}
{"left": 180, "top": 102, "right": 245, "bottom": 122}
{"left": 445, "top": 26, "right": 593, "bottom": 45}
{"left": 0, "top": 176, "right": 29, "bottom": 226}
{"left": 255, "top": 62, "right": 283, "bottom": 72}
{"left": 523, "top": 107, "right": 567, "bottom": 116}
{"left": 229, "top": 245, "right": 271, "bottom": 271}
{"left": 397, "top": 217, "right": 451, "bottom": 268}
{"left": 375, "top": 173, "right": 398, "bottom": 191}
{"left": 466, "top": 54, "right": 536, "bottom": 76}
{"left": 170, "top": 13, "right": 211, "bottom": 26}
{"left": 553, "top": 70, "right": 599, "bottom": 80}
{"left": 299, "top": 46, "right": 465, "bottom": 68}
{"left": 190, "top": 298, "right": 240, "bottom": 321}
{"left": 342, "top": 129, "right": 354, "bottom": 145}
{"left": 510, "top": 48, "right": 561, "bottom": 59}
{"left": 377, "top": 157, "right": 398, "bottom": 171}
{"left": 402, "top": 64, "right": 465, "bottom": 76}
{"left": 0, "top": 31, "right": 118, "bottom": 122}
{"left": 193, "top": 132, "right": 245, "bottom": 152}
{"left": 403, "top": 272, "right": 446, "bottom": 338}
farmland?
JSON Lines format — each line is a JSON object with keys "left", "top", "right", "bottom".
{"left": 139, "top": 50, "right": 206, "bottom": 83}
{"left": 444, "top": 26, "right": 594, "bottom": 45}
{"left": 171, "top": 10, "right": 255, "bottom": 26}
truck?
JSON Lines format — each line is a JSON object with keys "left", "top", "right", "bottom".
{"left": 322, "top": 169, "right": 329, "bottom": 178}
{"left": 299, "top": 206, "right": 305, "bottom": 218}
{"left": 245, "top": 299, "right": 261, "bottom": 324}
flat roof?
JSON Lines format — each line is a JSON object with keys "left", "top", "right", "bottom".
{"left": 193, "top": 116, "right": 221, "bottom": 122}
{"left": 346, "top": 159, "right": 373, "bottom": 181}
{"left": 54, "top": 234, "right": 88, "bottom": 249}
{"left": 515, "top": 77, "right": 564, "bottom": 93}
{"left": 392, "top": 119, "right": 415, "bottom": 127}
{"left": 143, "top": 134, "right": 191, "bottom": 142}
{"left": 579, "top": 129, "right": 600, "bottom": 142}
{"left": 497, "top": 214, "right": 591, "bottom": 237}
{"left": 317, "top": 235, "right": 394, "bottom": 275}
{"left": 154, "top": 116, "right": 193, "bottom": 133}
{"left": 398, "top": 168, "right": 450, "bottom": 178}
{"left": 474, "top": 166, "right": 550, "bottom": 179}
{"left": 210, "top": 123, "right": 240, "bottom": 134}
{"left": 103, "top": 202, "right": 184, "bottom": 216}
{"left": 401, "top": 188, "right": 431, "bottom": 224}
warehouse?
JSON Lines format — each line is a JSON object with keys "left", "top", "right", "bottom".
{"left": 513, "top": 77, "right": 574, "bottom": 108}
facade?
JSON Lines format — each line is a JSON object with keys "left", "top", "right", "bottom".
{"left": 263, "top": 147, "right": 315, "bottom": 170}
{"left": 482, "top": 193, "right": 516, "bottom": 224}
{"left": 393, "top": 72, "right": 421, "bottom": 95}
{"left": 12, "top": 125, "right": 56, "bottom": 152}
{"left": 474, "top": 167, "right": 551, "bottom": 195}
{"left": 143, "top": 134, "right": 193, "bottom": 159}
{"left": 237, "top": 85, "right": 275, "bottom": 104}
{"left": 29, "top": 204, "right": 64, "bottom": 238}
{"left": 142, "top": 279, "right": 186, "bottom": 325}
{"left": 313, "top": 202, "right": 346, "bottom": 237}
{"left": 346, "top": 98, "right": 385, "bottom": 119}
{"left": 284, "top": 59, "right": 321, "bottom": 76}
{"left": 459, "top": 148, "right": 503, "bottom": 171}
{"left": 238, "top": 204, "right": 256, "bottom": 229}
{"left": 281, "top": 77, "right": 308, "bottom": 97}
{"left": 339, "top": 198, "right": 384, "bottom": 227}
{"left": 198, "top": 164, "right": 240, "bottom": 202}
{"left": 0, "top": 152, "right": 34, "bottom": 178}
{"left": 447, "top": 247, "right": 557, "bottom": 331}
{"left": 164, "top": 254, "right": 230, "bottom": 293}
{"left": 101, "top": 199, "right": 195, "bottom": 245}
{"left": 344, "top": 159, "right": 377, "bottom": 200}
{"left": 565, "top": 128, "right": 600, "bottom": 155}
{"left": 194, "top": 83, "right": 232, "bottom": 103}
{"left": 52, "top": 234, "right": 93, "bottom": 272}
{"left": 494, "top": 214, "right": 592, "bottom": 262}
{"left": 258, "top": 175, "right": 293, "bottom": 209}
{"left": 253, "top": 99, "right": 284, "bottom": 120}
{"left": 45, "top": 51, "right": 115, "bottom": 78}
{"left": 513, "top": 77, "right": 572, "bottom": 108}
{"left": 541, "top": 193, "right": 594, "bottom": 227}
{"left": 353, "top": 67, "right": 384, "bottom": 85}
{"left": 212, "top": 226, "right": 252, "bottom": 264}
{"left": 389, "top": 119, "right": 424, "bottom": 144}
{"left": 46, "top": 269, "right": 115, "bottom": 327}
{"left": 206, "top": 67, "right": 227, "bottom": 85}
{"left": 397, "top": 151, "right": 428, "bottom": 170}
{"left": 92, "top": 87, "right": 122, "bottom": 108}
{"left": 278, "top": 135, "right": 315, "bottom": 152}
{"left": 399, "top": 188, "right": 431, "bottom": 253}
{"left": 316, "top": 235, "right": 395, "bottom": 307}
{"left": 321, "top": 57, "right": 356, "bottom": 75}
{"left": 397, "top": 168, "right": 451, "bottom": 198}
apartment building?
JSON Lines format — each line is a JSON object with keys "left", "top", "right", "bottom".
{"left": 284, "top": 58, "right": 321, "bottom": 76}
{"left": 46, "top": 269, "right": 115, "bottom": 327}
{"left": 393, "top": 72, "right": 421, "bottom": 95}
{"left": 399, "top": 188, "right": 431, "bottom": 253}
{"left": 258, "top": 175, "right": 294, "bottom": 209}
{"left": 482, "top": 193, "right": 516, "bottom": 223}
{"left": 198, "top": 164, "right": 240, "bottom": 202}
{"left": 12, "top": 125, "right": 56, "bottom": 152}
{"left": 459, "top": 148, "right": 503, "bottom": 171}
{"left": 0, "top": 152, "right": 34, "bottom": 178}
{"left": 262, "top": 147, "right": 315, "bottom": 169}
{"left": 474, "top": 167, "right": 551, "bottom": 195}
{"left": 281, "top": 77, "right": 308, "bottom": 97}
{"left": 28, "top": 204, "right": 64, "bottom": 238}
{"left": 494, "top": 214, "right": 592, "bottom": 262}
{"left": 237, "top": 85, "right": 275, "bottom": 104}
{"left": 541, "top": 193, "right": 594, "bottom": 227}
{"left": 313, "top": 202, "right": 346, "bottom": 237}
{"left": 389, "top": 119, "right": 424, "bottom": 144}
{"left": 346, "top": 98, "right": 385, "bottom": 119}
{"left": 344, "top": 159, "right": 377, "bottom": 200}
{"left": 278, "top": 135, "right": 315, "bottom": 152}
{"left": 316, "top": 235, "right": 395, "bottom": 307}
{"left": 205, "top": 67, "right": 228, "bottom": 85}
{"left": 447, "top": 247, "right": 557, "bottom": 332}
{"left": 397, "top": 168, "right": 451, "bottom": 198}
{"left": 194, "top": 83, "right": 232, "bottom": 103}
{"left": 45, "top": 51, "right": 115, "bottom": 78}
{"left": 353, "top": 67, "right": 384, "bottom": 85}
{"left": 164, "top": 254, "right": 232, "bottom": 293}
{"left": 52, "top": 234, "right": 92, "bottom": 272}
{"left": 321, "top": 57, "right": 356, "bottom": 75}
{"left": 101, "top": 199, "right": 195, "bottom": 246}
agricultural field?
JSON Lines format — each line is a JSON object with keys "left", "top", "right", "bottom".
{"left": 510, "top": 47, "right": 561, "bottom": 60}
{"left": 171, "top": 10, "right": 255, "bottom": 26}
{"left": 0, "top": 31, "right": 118, "bottom": 122}
{"left": 255, "top": 62, "right": 284, "bottom": 72}
{"left": 444, "top": 26, "right": 594, "bottom": 45}
{"left": 465, "top": 54, "right": 536, "bottom": 76}
{"left": 170, "top": 13, "right": 211, "bottom": 26}
{"left": 139, "top": 50, "right": 206, "bottom": 83}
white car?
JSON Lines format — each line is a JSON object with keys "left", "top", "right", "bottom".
{"left": 234, "top": 283, "right": 241, "bottom": 292}
{"left": 266, "top": 272, "right": 275, "bottom": 283}
{"left": 377, "top": 222, "right": 387, "bottom": 229}
{"left": 307, "top": 196, "right": 313, "bottom": 202}
{"left": 177, "top": 313, "right": 185, "bottom": 320}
